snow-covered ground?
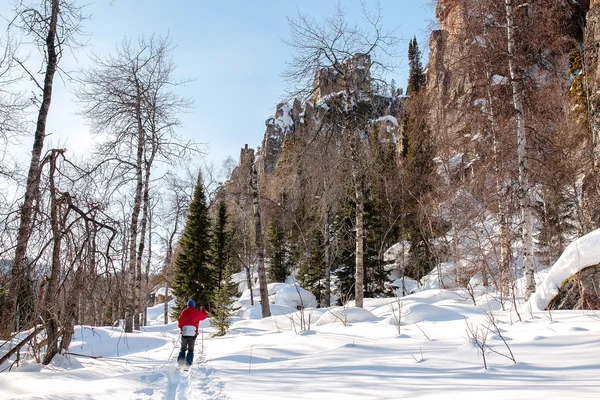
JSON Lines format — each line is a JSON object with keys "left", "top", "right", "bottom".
{"left": 2, "top": 232, "right": 600, "bottom": 399}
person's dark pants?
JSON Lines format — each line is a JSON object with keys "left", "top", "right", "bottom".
{"left": 177, "top": 335, "right": 197, "bottom": 366}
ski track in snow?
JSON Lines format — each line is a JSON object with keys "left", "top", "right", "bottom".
{"left": 162, "top": 357, "right": 228, "bottom": 400}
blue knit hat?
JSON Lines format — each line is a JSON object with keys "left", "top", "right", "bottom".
{"left": 187, "top": 299, "right": 195, "bottom": 308}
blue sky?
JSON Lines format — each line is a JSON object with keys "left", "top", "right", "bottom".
{"left": 1, "top": 0, "right": 435, "bottom": 171}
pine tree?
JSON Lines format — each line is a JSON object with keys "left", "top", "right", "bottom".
{"left": 210, "top": 264, "right": 235, "bottom": 337}
{"left": 363, "top": 191, "right": 392, "bottom": 298}
{"left": 407, "top": 36, "right": 425, "bottom": 95}
{"left": 402, "top": 107, "right": 436, "bottom": 280}
{"left": 170, "top": 173, "right": 214, "bottom": 319}
{"left": 209, "top": 200, "right": 235, "bottom": 336}
{"left": 212, "top": 201, "right": 230, "bottom": 289}
{"left": 265, "top": 221, "right": 289, "bottom": 283}
{"left": 298, "top": 231, "right": 325, "bottom": 305}
{"left": 402, "top": 40, "right": 436, "bottom": 280}
{"left": 389, "top": 78, "right": 397, "bottom": 97}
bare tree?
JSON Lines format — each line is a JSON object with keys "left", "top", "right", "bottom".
{"left": 156, "top": 172, "right": 192, "bottom": 324}
{"left": 0, "top": 33, "right": 28, "bottom": 151}
{"left": 1, "top": 0, "right": 85, "bottom": 339}
{"left": 77, "top": 34, "right": 195, "bottom": 332}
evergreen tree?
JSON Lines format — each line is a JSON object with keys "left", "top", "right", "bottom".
{"left": 212, "top": 201, "right": 230, "bottom": 289}
{"left": 363, "top": 191, "right": 393, "bottom": 298}
{"left": 298, "top": 231, "right": 325, "bottom": 305}
{"left": 407, "top": 36, "right": 425, "bottom": 95}
{"left": 209, "top": 200, "right": 236, "bottom": 336}
{"left": 330, "top": 202, "right": 357, "bottom": 305}
{"left": 171, "top": 173, "right": 214, "bottom": 319}
{"left": 389, "top": 78, "right": 397, "bottom": 97}
{"left": 402, "top": 69, "right": 437, "bottom": 280}
{"left": 210, "top": 264, "right": 236, "bottom": 337}
{"left": 265, "top": 221, "right": 289, "bottom": 283}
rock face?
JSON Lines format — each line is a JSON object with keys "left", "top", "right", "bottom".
{"left": 259, "top": 100, "right": 302, "bottom": 176}
{"left": 426, "top": 0, "right": 474, "bottom": 145}
{"left": 547, "top": 264, "right": 600, "bottom": 310}
{"left": 312, "top": 53, "right": 372, "bottom": 101}
{"left": 585, "top": 0, "right": 600, "bottom": 172}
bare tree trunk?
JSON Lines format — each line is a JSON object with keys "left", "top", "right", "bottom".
{"left": 483, "top": 67, "right": 512, "bottom": 297}
{"left": 323, "top": 215, "right": 331, "bottom": 307}
{"left": 43, "top": 149, "right": 65, "bottom": 364}
{"left": 136, "top": 157, "right": 152, "bottom": 328}
{"left": 126, "top": 71, "right": 145, "bottom": 333}
{"left": 245, "top": 266, "right": 254, "bottom": 306}
{"left": 450, "top": 197, "right": 462, "bottom": 286}
{"left": 60, "top": 266, "right": 84, "bottom": 353}
{"left": 142, "top": 206, "right": 153, "bottom": 326}
{"left": 350, "top": 136, "right": 365, "bottom": 308}
{"left": 162, "top": 236, "right": 172, "bottom": 325}
{"left": 88, "top": 225, "right": 98, "bottom": 326}
{"left": 163, "top": 206, "right": 179, "bottom": 324}
{"left": 250, "top": 159, "right": 270, "bottom": 318}
{"left": 1, "top": 0, "right": 60, "bottom": 339}
{"left": 505, "top": 0, "right": 535, "bottom": 300}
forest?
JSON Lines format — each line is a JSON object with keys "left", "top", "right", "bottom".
{"left": 1, "top": 0, "right": 599, "bottom": 369}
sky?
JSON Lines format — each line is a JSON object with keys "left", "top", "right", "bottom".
{"left": 1, "top": 228, "right": 600, "bottom": 399}
{"left": 0, "top": 0, "right": 435, "bottom": 173}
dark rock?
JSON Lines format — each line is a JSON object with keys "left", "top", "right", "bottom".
{"left": 547, "top": 263, "right": 600, "bottom": 310}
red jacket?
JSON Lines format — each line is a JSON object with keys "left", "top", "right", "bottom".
{"left": 178, "top": 306, "right": 208, "bottom": 335}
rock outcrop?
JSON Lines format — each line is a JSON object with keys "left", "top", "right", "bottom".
{"left": 312, "top": 53, "right": 372, "bottom": 101}
{"left": 425, "top": 0, "right": 477, "bottom": 155}
{"left": 257, "top": 55, "right": 401, "bottom": 178}
{"left": 547, "top": 264, "right": 600, "bottom": 310}
{"left": 585, "top": 0, "right": 600, "bottom": 173}
{"left": 258, "top": 100, "right": 302, "bottom": 176}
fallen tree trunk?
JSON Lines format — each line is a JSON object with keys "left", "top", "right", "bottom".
{"left": 0, "top": 325, "right": 44, "bottom": 368}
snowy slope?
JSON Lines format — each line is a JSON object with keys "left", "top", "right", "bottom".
{"left": 2, "top": 264, "right": 600, "bottom": 398}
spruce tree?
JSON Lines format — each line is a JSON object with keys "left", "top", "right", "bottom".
{"left": 298, "top": 231, "right": 325, "bottom": 305}
{"left": 212, "top": 201, "right": 230, "bottom": 289}
{"left": 210, "top": 264, "right": 235, "bottom": 337}
{"left": 407, "top": 36, "right": 425, "bottom": 95}
{"left": 402, "top": 36, "right": 436, "bottom": 281}
{"left": 265, "top": 221, "right": 289, "bottom": 283}
{"left": 210, "top": 201, "right": 235, "bottom": 336}
{"left": 171, "top": 173, "right": 214, "bottom": 319}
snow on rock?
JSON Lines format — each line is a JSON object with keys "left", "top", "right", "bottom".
{"left": 401, "top": 288, "right": 463, "bottom": 304}
{"left": 315, "top": 306, "right": 378, "bottom": 326}
{"left": 235, "top": 284, "right": 317, "bottom": 317}
{"left": 274, "top": 284, "right": 318, "bottom": 308}
{"left": 491, "top": 74, "right": 509, "bottom": 86}
{"left": 146, "top": 298, "right": 175, "bottom": 325}
{"left": 267, "top": 101, "right": 294, "bottom": 132}
{"left": 449, "top": 153, "right": 464, "bottom": 169}
{"left": 534, "top": 229, "right": 600, "bottom": 310}
{"left": 374, "top": 115, "right": 399, "bottom": 127}
{"left": 421, "top": 262, "right": 457, "bottom": 290}
{"left": 243, "top": 304, "right": 295, "bottom": 319}
{"left": 268, "top": 282, "right": 289, "bottom": 296}
{"left": 384, "top": 242, "right": 409, "bottom": 262}
{"left": 154, "top": 287, "right": 173, "bottom": 297}
{"left": 391, "top": 278, "right": 420, "bottom": 296}
{"left": 402, "top": 303, "right": 463, "bottom": 324}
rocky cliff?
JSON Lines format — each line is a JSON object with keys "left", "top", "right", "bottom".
{"left": 586, "top": 0, "right": 600, "bottom": 171}
{"left": 426, "top": 0, "right": 475, "bottom": 151}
